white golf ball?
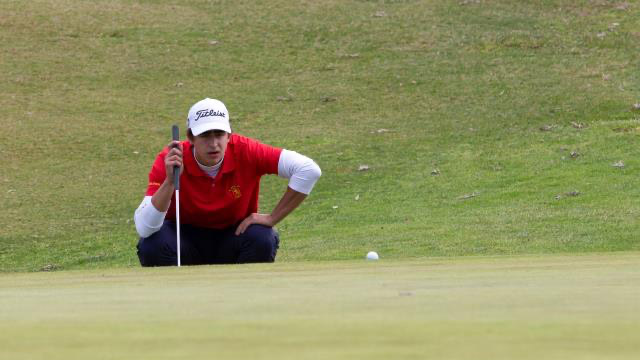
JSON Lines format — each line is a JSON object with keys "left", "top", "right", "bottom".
{"left": 366, "top": 251, "right": 379, "bottom": 260}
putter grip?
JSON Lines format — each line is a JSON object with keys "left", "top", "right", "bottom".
{"left": 172, "top": 125, "right": 180, "bottom": 190}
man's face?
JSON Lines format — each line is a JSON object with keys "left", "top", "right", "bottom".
{"left": 191, "top": 130, "right": 230, "bottom": 166}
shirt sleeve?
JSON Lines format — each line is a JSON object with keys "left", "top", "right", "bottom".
{"left": 277, "top": 149, "right": 322, "bottom": 195}
{"left": 241, "top": 136, "right": 283, "bottom": 176}
{"left": 146, "top": 149, "right": 168, "bottom": 196}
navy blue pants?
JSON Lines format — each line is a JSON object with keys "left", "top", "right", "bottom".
{"left": 137, "top": 221, "right": 279, "bottom": 266}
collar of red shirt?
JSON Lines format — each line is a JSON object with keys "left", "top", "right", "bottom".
{"left": 183, "top": 136, "right": 236, "bottom": 177}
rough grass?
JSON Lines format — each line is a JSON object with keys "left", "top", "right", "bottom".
{"left": 1, "top": 0, "right": 639, "bottom": 271}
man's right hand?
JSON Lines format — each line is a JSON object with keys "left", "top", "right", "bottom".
{"left": 164, "top": 141, "right": 184, "bottom": 186}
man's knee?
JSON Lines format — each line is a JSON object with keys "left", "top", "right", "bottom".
{"left": 136, "top": 222, "right": 176, "bottom": 267}
{"left": 137, "top": 237, "right": 159, "bottom": 267}
{"left": 240, "top": 225, "right": 279, "bottom": 263}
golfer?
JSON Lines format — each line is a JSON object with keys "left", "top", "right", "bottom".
{"left": 134, "top": 98, "right": 321, "bottom": 266}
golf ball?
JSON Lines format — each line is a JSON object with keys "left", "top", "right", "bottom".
{"left": 366, "top": 251, "right": 379, "bottom": 260}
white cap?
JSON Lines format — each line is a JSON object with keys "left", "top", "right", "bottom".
{"left": 187, "top": 98, "right": 231, "bottom": 136}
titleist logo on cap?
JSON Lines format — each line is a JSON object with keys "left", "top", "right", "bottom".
{"left": 194, "top": 109, "right": 226, "bottom": 121}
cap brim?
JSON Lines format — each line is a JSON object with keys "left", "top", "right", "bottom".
{"left": 190, "top": 122, "right": 231, "bottom": 136}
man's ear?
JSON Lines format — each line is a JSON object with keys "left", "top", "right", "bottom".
{"left": 186, "top": 129, "right": 194, "bottom": 141}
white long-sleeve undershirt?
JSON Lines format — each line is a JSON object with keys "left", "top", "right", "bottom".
{"left": 134, "top": 149, "right": 321, "bottom": 238}
{"left": 276, "top": 150, "right": 321, "bottom": 194}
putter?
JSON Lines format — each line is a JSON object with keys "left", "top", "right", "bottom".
{"left": 172, "top": 125, "right": 181, "bottom": 267}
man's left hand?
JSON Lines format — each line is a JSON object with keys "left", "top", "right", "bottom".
{"left": 235, "top": 213, "right": 274, "bottom": 235}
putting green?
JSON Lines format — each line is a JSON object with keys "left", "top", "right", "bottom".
{"left": 1, "top": 253, "right": 639, "bottom": 359}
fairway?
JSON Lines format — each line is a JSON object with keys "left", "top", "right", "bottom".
{"left": 2, "top": 253, "right": 639, "bottom": 360}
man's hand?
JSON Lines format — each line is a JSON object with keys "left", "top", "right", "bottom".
{"left": 164, "top": 140, "right": 184, "bottom": 186}
{"left": 235, "top": 187, "right": 307, "bottom": 236}
{"left": 236, "top": 213, "right": 275, "bottom": 235}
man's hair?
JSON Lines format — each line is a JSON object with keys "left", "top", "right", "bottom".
{"left": 187, "top": 128, "right": 230, "bottom": 139}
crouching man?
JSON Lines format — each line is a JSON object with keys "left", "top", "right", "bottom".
{"left": 134, "top": 98, "right": 321, "bottom": 266}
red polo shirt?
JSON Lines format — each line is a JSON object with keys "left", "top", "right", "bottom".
{"left": 145, "top": 134, "right": 282, "bottom": 229}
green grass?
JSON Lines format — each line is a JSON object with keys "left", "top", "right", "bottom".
{"left": 1, "top": 0, "right": 639, "bottom": 271}
{"left": 1, "top": 253, "right": 639, "bottom": 359}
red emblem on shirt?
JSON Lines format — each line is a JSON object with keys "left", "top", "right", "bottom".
{"left": 229, "top": 185, "right": 242, "bottom": 199}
